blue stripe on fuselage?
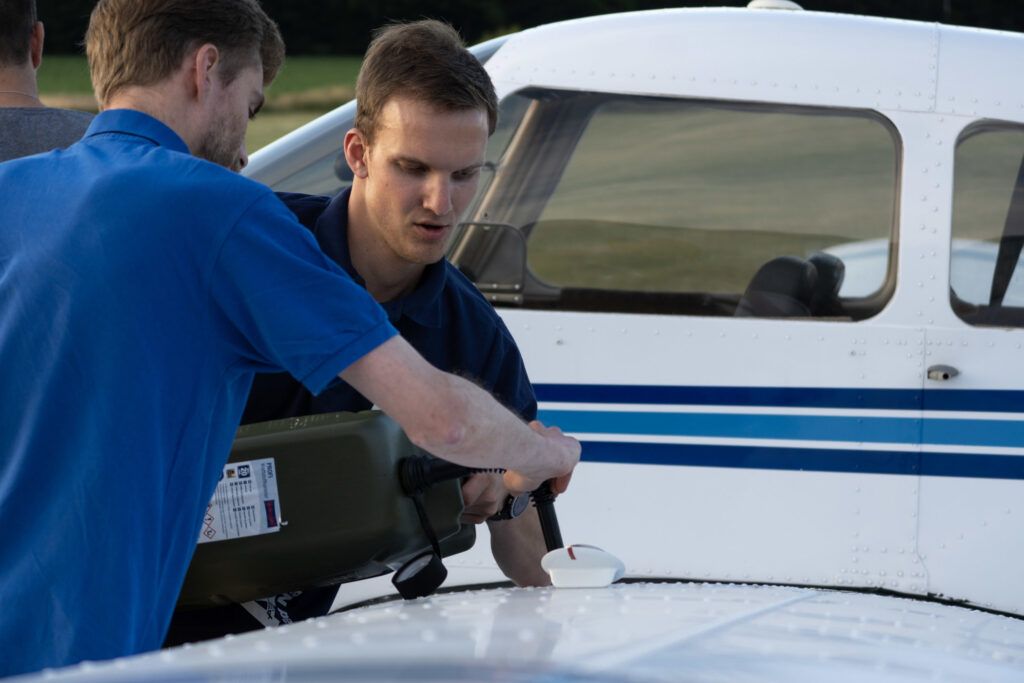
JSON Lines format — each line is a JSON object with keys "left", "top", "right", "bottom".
{"left": 536, "top": 410, "right": 1023, "bottom": 448}
{"left": 537, "top": 410, "right": 923, "bottom": 444}
{"left": 578, "top": 442, "right": 1024, "bottom": 479}
{"left": 533, "top": 384, "right": 1024, "bottom": 479}
{"left": 535, "top": 384, "right": 1024, "bottom": 413}
{"left": 579, "top": 441, "right": 919, "bottom": 475}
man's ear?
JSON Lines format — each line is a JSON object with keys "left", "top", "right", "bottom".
{"left": 190, "top": 44, "right": 221, "bottom": 102}
{"left": 344, "top": 128, "right": 370, "bottom": 179}
{"left": 29, "top": 21, "right": 44, "bottom": 69}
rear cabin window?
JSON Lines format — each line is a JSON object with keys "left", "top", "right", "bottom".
{"left": 951, "top": 122, "right": 1024, "bottom": 327}
{"left": 456, "top": 89, "right": 899, "bottom": 320}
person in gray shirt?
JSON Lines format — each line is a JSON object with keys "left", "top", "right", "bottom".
{"left": 0, "top": 0, "right": 93, "bottom": 162}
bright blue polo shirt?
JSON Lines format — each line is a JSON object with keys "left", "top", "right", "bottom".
{"left": 0, "top": 110, "right": 396, "bottom": 676}
{"left": 243, "top": 188, "right": 537, "bottom": 425}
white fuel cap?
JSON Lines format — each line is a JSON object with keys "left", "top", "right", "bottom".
{"left": 541, "top": 544, "right": 625, "bottom": 588}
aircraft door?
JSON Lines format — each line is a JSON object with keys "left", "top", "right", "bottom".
{"left": 916, "top": 123, "right": 1024, "bottom": 614}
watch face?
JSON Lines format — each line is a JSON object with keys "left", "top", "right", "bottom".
{"left": 509, "top": 492, "right": 531, "bottom": 518}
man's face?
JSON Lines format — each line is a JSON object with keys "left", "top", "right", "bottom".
{"left": 194, "top": 63, "right": 264, "bottom": 172}
{"left": 356, "top": 96, "right": 489, "bottom": 267}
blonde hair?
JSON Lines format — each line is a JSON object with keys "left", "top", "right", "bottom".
{"left": 86, "top": 0, "right": 285, "bottom": 108}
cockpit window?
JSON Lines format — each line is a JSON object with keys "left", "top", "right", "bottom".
{"left": 455, "top": 89, "right": 899, "bottom": 320}
{"left": 951, "top": 122, "right": 1024, "bottom": 327}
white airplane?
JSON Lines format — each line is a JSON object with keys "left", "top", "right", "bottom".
{"left": 20, "top": 2, "right": 1024, "bottom": 680}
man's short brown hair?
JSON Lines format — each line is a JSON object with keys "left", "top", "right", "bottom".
{"left": 0, "top": 0, "right": 36, "bottom": 67}
{"left": 355, "top": 20, "right": 498, "bottom": 143}
{"left": 85, "top": 0, "right": 285, "bottom": 108}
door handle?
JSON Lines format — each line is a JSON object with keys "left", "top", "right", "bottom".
{"left": 927, "top": 364, "right": 959, "bottom": 381}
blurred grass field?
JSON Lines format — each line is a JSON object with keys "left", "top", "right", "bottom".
{"left": 37, "top": 54, "right": 361, "bottom": 152}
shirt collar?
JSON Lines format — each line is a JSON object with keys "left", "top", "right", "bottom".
{"left": 84, "top": 109, "right": 190, "bottom": 155}
{"left": 312, "top": 187, "right": 447, "bottom": 329}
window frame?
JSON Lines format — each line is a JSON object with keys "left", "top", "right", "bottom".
{"left": 454, "top": 88, "right": 903, "bottom": 321}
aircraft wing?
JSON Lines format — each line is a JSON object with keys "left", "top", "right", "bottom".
{"left": 22, "top": 583, "right": 1024, "bottom": 682}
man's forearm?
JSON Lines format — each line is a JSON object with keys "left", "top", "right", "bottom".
{"left": 340, "top": 336, "right": 579, "bottom": 484}
{"left": 489, "top": 507, "right": 551, "bottom": 586}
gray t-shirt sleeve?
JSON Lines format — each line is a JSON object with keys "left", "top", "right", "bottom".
{"left": 0, "top": 107, "right": 94, "bottom": 162}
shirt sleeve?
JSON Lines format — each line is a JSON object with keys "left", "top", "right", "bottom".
{"left": 208, "top": 192, "right": 397, "bottom": 395}
{"left": 478, "top": 324, "right": 538, "bottom": 422}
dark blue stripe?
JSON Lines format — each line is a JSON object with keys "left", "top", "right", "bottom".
{"left": 924, "top": 389, "right": 1024, "bottom": 413}
{"left": 580, "top": 441, "right": 1024, "bottom": 479}
{"left": 535, "top": 384, "right": 1024, "bottom": 414}
{"left": 535, "top": 384, "right": 918, "bottom": 410}
{"left": 920, "top": 452, "right": 1024, "bottom": 478}
{"left": 580, "top": 441, "right": 918, "bottom": 475}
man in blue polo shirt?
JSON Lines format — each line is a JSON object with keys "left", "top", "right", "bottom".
{"left": 164, "top": 19, "right": 552, "bottom": 644}
{"left": 0, "top": 2, "right": 579, "bottom": 676}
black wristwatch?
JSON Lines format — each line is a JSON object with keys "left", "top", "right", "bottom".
{"left": 488, "top": 492, "right": 532, "bottom": 521}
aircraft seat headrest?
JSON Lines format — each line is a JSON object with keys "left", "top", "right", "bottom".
{"left": 734, "top": 255, "right": 817, "bottom": 317}
{"left": 807, "top": 252, "right": 846, "bottom": 316}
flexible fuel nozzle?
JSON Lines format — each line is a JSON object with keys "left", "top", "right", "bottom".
{"left": 398, "top": 454, "right": 504, "bottom": 496}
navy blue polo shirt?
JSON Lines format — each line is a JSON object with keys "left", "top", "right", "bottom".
{"left": 0, "top": 111, "right": 396, "bottom": 675}
{"left": 165, "top": 188, "right": 537, "bottom": 645}
{"left": 242, "top": 188, "right": 537, "bottom": 424}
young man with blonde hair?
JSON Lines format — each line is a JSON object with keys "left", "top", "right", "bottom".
{"left": 0, "top": 3, "right": 578, "bottom": 676}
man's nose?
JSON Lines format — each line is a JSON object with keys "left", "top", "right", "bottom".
{"left": 423, "top": 175, "right": 453, "bottom": 216}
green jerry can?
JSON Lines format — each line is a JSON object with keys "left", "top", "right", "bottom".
{"left": 176, "top": 410, "right": 475, "bottom": 609}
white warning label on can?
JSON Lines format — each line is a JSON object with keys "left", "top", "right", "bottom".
{"left": 197, "top": 458, "right": 282, "bottom": 544}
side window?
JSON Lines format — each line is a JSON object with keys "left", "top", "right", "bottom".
{"left": 951, "top": 123, "right": 1024, "bottom": 327}
{"left": 458, "top": 89, "right": 899, "bottom": 320}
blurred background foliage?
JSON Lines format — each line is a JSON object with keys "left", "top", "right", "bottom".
{"left": 34, "top": 0, "right": 1024, "bottom": 151}
{"left": 37, "top": 0, "right": 1024, "bottom": 56}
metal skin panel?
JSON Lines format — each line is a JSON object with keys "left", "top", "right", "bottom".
{"left": 487, "top": 9, "right": 939, "bottom": 113}
{"left": 497, "top": 309, "right": 925, "bottom": 389}
{"left": 528, "top": 465, "right": 923, "bottom": 593}
{"left": 935, "top": 24, "right": 1024, "bottom": 122}
{"left": 22, "top": 584, "right": 1024, "bottom": 682}
{"left": 918, "top": 322, "right": 1024, "bottom": 615}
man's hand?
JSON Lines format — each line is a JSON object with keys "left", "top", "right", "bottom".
{"left": 459, "top": 473, "right": 505, "bottom": 525}
{"left": 501, "top": 420, "right": 578, "bottom": 495}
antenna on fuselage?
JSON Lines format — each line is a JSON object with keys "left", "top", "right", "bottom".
{"left": 747, "top": 0, "right": 803, "bottom": 9}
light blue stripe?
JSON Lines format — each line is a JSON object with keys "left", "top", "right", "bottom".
{"left": 538, "top": 409, "right": 1024, "bottom": 448}
{"left": 924, "top": 419, "right": 1024, "bottom": 448}
{"left": 538, "top": 409, "right": 921, "bottom": 444}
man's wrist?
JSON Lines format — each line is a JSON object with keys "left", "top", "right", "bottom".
{"left": 488, "top": 492, "right": 531, "bottom": 521}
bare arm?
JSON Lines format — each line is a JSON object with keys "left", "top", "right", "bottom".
{"left": 488, "top": 508, "right": 552, "bottom": 586}
{"left": 340, "top": 336, "right": 579, "bottom": 489}
{"left": 459, "top": 473, "right": 552, "bottom": 586}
